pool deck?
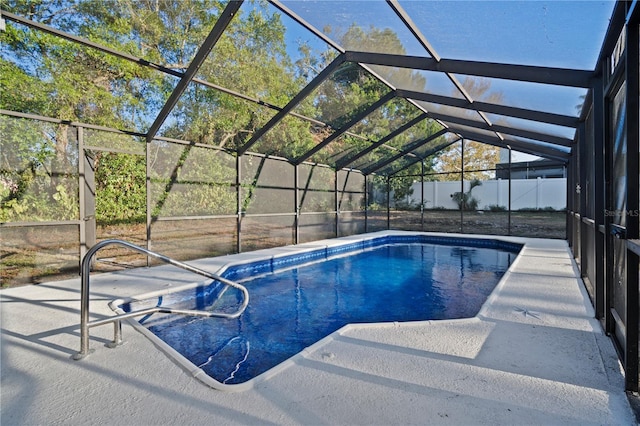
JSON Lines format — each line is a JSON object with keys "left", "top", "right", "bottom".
{"left": 1, "top": 231, "right": 636, "bottom": 425}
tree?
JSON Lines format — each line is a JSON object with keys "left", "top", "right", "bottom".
{"left": 434, "top": 140, "right": 501, "bottom": 181}
{"left": 451, "top": 178, "right": 482, "bottom": 211}
{"left": 294, "top": 24, "right": 439, "bottom": 164}
{"left": 155, "top": 1, "right": 312, "bottom": 153}
{"left": 295, "top": 23, "right": 445, "bottom": 207}
{"left": 0, "top": 115, "right": 79, "bottom": 221}
{"left": 1, "top": 0, "right": 308, "bottom": 221}
{"left": 432, "top": 77, "right": 503, "bottom": 180}
{"left": 1, "top": 0, "right": 170, "bottom": 223}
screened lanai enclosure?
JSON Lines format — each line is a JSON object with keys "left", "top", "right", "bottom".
{"left": 0, "top": 0, "right": 638, "bottom": 391}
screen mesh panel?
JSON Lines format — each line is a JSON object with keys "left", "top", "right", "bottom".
{"left": 337, "top": 169, "right": 365, "bottom": 212}
{"left": 150, "top": 217, "right": 237, "bottom": 261}
{"left": 338, "top": 211, "right": 365, "bottom": 237}
{"left": 365, "top": 210, "right": 388, "bottom": 233}
{"left": 241, "top": 156, "right": 294, "bottom": 215}
{"left": 389, "top": 210, "right": 423, "bottom": 232}
{"left": 299, "top": 164, "right": 335, "bottom": 213}
{"left": 0, "top": 116, "right": 79, "bottom": 221}
{"left": 298, "top": 213, "right": 336, "bottom": 243}
{"left": 84, "top": 129, "right": 145, "bottom": 154}
{"left": 241, "top": 215, "right": 295, "bottom": 251}
{"left": 149, "top": 141, "right": 236, "bottom": 217}
{"left": 1, "top": 224, "right": 80, "bottom": 286}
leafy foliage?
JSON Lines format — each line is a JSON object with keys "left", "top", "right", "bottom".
{"left": 0, "top": 116, "right": 79, "bottom": 221}
{"left": 148, "top": 142, "right": 236, "bottom": 217}
{"left": 434, "top": 140, "right": 501, "bottom": 180}
{"left": 451, "top": 178, "right": 482, "bottom": 211}
{"left": 1, "top": 1, "right": 500, "bottom": 226}
{"left": 94, "top": 152, "right": 146, "bottom": 223}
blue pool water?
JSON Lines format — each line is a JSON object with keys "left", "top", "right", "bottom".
{"left": 121, "top": 236, "right": 520, "bottom": 386}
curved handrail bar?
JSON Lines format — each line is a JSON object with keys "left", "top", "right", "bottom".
{"left": 74, "top": 239, "right": 249, "bottom": 359}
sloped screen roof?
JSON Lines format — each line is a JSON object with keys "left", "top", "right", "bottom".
{"left": 0, "top": 0, "right": 615, "bottom": 174}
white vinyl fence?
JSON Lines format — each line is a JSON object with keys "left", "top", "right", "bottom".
{"left": 402, "top": 178, "right": 567, "bottom": 210}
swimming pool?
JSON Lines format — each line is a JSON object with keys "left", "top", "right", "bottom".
{"left": 111, "top": 233, "right": 521, "bottom": 391}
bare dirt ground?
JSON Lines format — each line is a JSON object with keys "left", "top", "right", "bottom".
{"left": 383, "top": 210, "right": 566, "bottom": 239}
{"left": 1, "top": 210, "right": 566, "bottom": 287}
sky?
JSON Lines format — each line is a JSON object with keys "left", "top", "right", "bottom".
{"left": 277, "top": 0, "right": 615, "bottom": 112}
{"left": 270, "top": 0, "right": 616, "bottom": 161}
{"left": 277, "top": 1, "right": 615, "bottom": 67}
{"left": 8, "top": 0, "right": 614, "bottom": 163}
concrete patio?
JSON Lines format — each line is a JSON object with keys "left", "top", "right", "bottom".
{"left": 1, "top": 233, "right": 636, "bottom": 425}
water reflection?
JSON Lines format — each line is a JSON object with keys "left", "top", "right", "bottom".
{"left": 144, "top": 242, "right": 517, "bottom": 384}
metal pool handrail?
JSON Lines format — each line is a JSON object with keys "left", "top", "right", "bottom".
{"left": 73, "top": 239, "right": 249, "bottom": 360}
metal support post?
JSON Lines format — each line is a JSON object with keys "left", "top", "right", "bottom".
{"left": 593, "top": 76, "right": 606, "bottom": 320}
{"left": 386, "top": 177, "right": 391, "bottom": 230}
{"left": 236, "top": 154, "right": 242, "bottom": 253}
{"left": 460, "top": 139, "right": 464, "bottom": 233}
{"left": 335, "top": 170, "right": 339, "bottom": 238}
{"left": 508, "top": 146, "right": 512, "bottom": 235}
{"left": 294, "top": 164, "right": 300, "bottom": 244}
{"left": 624, "top": 9, "right": 639, "bottom": 391}
{"left": 145, "top": 135, "right": 152, "bottom": 262}
{"left": 420, "top": 160, "right": 425, "bottom": 231}
{"left": 364, "top": 175, "right": 369, "bottom": 233}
